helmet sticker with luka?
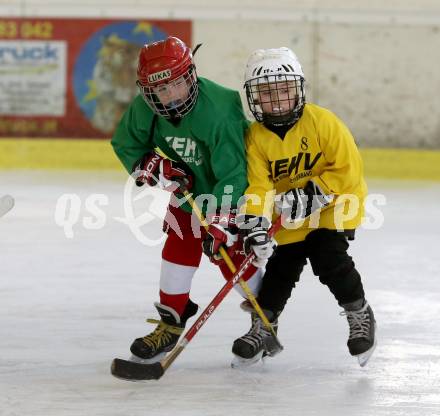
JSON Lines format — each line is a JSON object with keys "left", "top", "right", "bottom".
{"left": 137, "top": 36, "right": 198, "bottom": 119}
{"left": 148, "top": 69, "right": 172, "bottom": 84}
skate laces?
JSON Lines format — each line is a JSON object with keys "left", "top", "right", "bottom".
{"left": 249, "top": 316, "right": 264, "bottom": 335}
{"left": 141, "top": 318, "right": 183, "bottom": 348}
{"left": 244, "top": 315, "right": 274, "bottom": 341}
{"left": 340, "top": 303, "right": 371, "bottom": 340}
{"left": 238, "top": 318, "right": 266, "bottom": 350}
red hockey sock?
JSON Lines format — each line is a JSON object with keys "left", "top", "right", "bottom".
{"left": 159, "top": 290, "right": 190, "bottom": 317}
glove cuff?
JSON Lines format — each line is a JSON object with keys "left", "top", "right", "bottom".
{"left": 206, "top": 207, "right": 237, "bottom": 228}
{"left": 236, "top": 214, "right": 271, "bottom": 234}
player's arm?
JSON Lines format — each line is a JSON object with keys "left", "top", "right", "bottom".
{"left": 202, "top": 116, "right": 246, "bottom": 262}
{"left": 242, "top": 128, "right": 276, "bottom": 218}
{"left": 208, "top": 93, "right": 249, "bottom": 209}
{"left": 204, "top": 127, "right": 278, "bottom": 265}
{"left": 111, "top": 97, "right": 154, "bottom": 174}
{"left": 312, "top": 111, "right": 364, "bottom": 196}
{"left": 111, "top": 99, "right": 193, "bottom": 192}
{"left": 276, "top": 111, "right": 363, "bottom": 222}
{"left": 236, "top": 129, "right": 277, "bottom": 265}
{"left": 274, "top": 180, "right": 333, "bottom": 222}
{"left": 132, "top": 150, "right": 193, "bottom": 192}
{"left": 202, "top": 94, "right": 249, "bottom": 262}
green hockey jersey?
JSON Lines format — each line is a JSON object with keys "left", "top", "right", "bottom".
{"left": 111, "top": 77, "right": 249, "bottom": 213}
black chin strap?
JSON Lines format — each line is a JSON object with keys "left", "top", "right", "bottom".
{"left": 192, "top": 43, "right": 203, "bottom": 56}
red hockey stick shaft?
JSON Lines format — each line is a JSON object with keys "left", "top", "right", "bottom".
{"left": 160, "top": 217, "right": 282, "bottom": 372}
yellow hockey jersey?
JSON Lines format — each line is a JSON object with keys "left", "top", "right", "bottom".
{"left": 242, "top": 103, "right": 367, "bottom": 245}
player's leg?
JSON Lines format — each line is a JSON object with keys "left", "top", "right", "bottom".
{"left": 217, "top": 243, "right": 264, "bottom": 297}
{"left": 130, "top": 205, "right": 202, "bottom": 362}
{"left": 306, "top": 228, "right": 376, "bottom": 366}
{"left": 232, "top": 242, "right": 307, "bottom": 365}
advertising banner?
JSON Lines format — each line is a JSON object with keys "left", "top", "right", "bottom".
{"left": 0, "top": 18, "right": 191, "bottom": 138}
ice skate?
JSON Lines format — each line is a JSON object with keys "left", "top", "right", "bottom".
{"left": 341, "top": 299, "right": 376, "bottom": 367}
{"left": 130, "top": 300, "right": 198, "bottom": 363}
{"left": 231, "top": 309, "right": 278, "bottom": 368}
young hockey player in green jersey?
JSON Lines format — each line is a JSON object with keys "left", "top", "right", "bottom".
{"left": 232, "top": 47, "right": 376, "bottom": 367}
{"left": 111, "top": 36, "right": 262, "bottom": 363}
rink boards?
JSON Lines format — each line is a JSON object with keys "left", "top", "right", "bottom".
{"left": 1, "top": 138, "right": 440, "bottom": 181}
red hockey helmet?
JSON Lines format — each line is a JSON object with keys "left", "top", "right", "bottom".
{"left": 137, "top": 36, "right": 198, "bottom": 119}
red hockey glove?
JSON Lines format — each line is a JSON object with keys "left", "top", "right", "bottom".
{"left": 202, "top": 210, "right": 238, "bottom": 265}
{"left": 132, "top": 151, "right": 193, "bottom": 193}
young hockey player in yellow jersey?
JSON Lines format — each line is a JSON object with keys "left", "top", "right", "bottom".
{"left": 232, "top": 47, "right": 376, "bottom": 367}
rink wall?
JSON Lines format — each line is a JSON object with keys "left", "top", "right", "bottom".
{"left": 1, "top": 139, "right": 440, "bottom": 181}
{"left": 1, "top": 1, "right": 440, "bottom": 148}
{"left": 1, "top": 1, "right": 440, "bottom": 179}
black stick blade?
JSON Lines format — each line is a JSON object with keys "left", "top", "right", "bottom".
{"left": 111, "top": 358, "right": 165, "bottom": 381}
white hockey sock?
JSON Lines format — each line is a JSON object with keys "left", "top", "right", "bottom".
{"left": 233, "top": 268, "right": 263, "bottom": 299}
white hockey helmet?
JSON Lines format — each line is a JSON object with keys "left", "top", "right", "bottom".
{"left": 244, "top": 47, "right": 306, "bottom": 126}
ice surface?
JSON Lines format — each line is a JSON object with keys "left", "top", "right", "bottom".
{"left": 1, "top": 171, "right": 439, "bottom": 416}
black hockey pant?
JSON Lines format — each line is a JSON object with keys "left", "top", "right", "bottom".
{"left": 256, "top": 228, "right": 365, "bottom": 315}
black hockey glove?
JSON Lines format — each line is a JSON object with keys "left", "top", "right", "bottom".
{"left": 237, "top": 215, "right": 277, "bottom": 267}
{"left": 275, "top": 180, "right": 333, "bottom": 222}
{"left": 132, "top": 151, "right": 193, "bottom": 193}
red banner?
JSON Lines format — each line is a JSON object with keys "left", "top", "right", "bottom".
{"left": 0, "top": 18, "right": 191, "bottom": 139}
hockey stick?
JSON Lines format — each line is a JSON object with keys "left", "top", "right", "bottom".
{"left": 111, "top": 216, "right": 282, "bottom": 380}
{"left": 182, "top": 190, "right": 282, "bottom": 350}
{"left": 135, "top": 147, "right": 281, "bottom": 342}
{"left": 0, "top": 195, "right": 14, "bottom": 218}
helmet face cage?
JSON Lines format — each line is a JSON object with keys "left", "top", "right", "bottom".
{"left": 245, "top": 74, "right": 305, "bottom": 126}
{"left": 138, "top": 64, "right": 198, "bottom": 119}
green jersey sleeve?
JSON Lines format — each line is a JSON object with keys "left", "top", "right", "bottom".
{"left": 208, "top": 92, "right": 250, "bottom": 209}
{"left": 111, "top": 96, "right": 154, "bottom": 173}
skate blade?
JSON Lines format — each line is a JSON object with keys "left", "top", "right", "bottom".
{"left": 356, "top": 337, "right": 377, "bottom": 367}
{"left": 231, "top": 350, "right": 264, "bottom": 369}
{"left": 129, "top": 352, "right": 166, "bottom": 365}
{"left": 264, "top": 339, "right": 283, "bottom": 357}
{"left": 0, "top": 195, "right": 14, "bottom": 218}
